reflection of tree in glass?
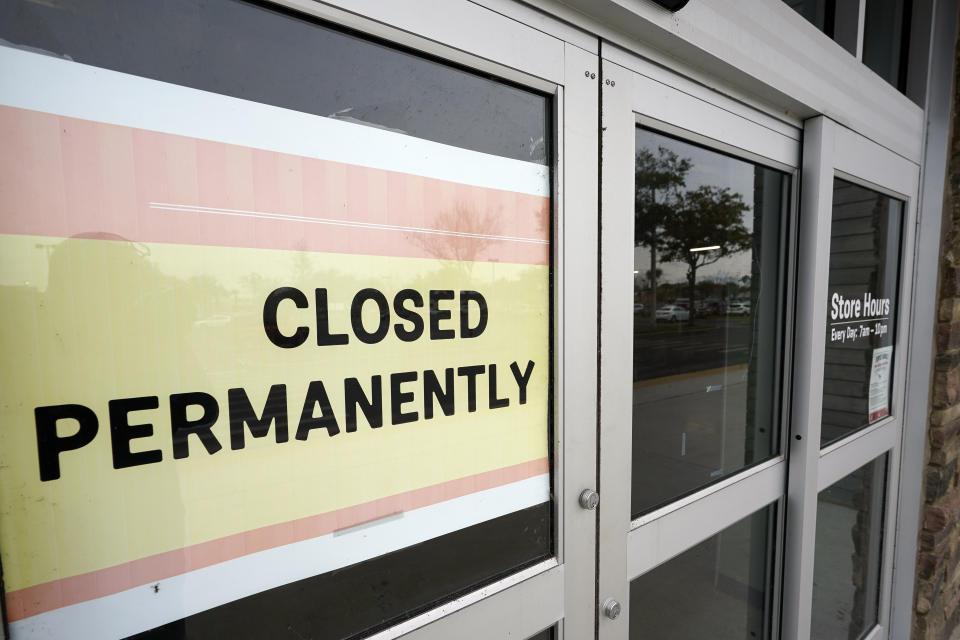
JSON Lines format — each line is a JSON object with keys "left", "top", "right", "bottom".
{"left": 662, "top": 185, "right": 750, "bottom": 324}
{"left": 635, "top": 146, "right": 690, "bottom": 326}
{"left": 636, "top": 144, "right": 752, "bottom": 324}
{"left": 408, "top": 202, "right": 501, "bottom": 267}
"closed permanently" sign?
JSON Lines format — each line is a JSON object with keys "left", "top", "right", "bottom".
{"left": 0, "top": 48, "right": 550, "bottom": 639}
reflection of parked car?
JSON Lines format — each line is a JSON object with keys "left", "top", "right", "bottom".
{"left": 698, "top": 299, "right": 726, "bottom": 316}
{"left": 656, "top": 305, "right": 690, "bottom": 322}
{"left": 727, "top": 301, "right": 751, "bottom": 315}
{"left": 633, "top": 303, "right": 645, "bottom": 314}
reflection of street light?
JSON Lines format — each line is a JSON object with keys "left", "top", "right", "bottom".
{"left": 690, "top": 245, "right": 720, "bottom": 252}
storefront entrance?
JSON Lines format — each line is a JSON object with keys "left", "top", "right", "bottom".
{"left": 0, "top": 1, "right": 938, "bottom": 639}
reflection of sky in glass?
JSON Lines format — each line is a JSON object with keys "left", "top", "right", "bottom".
{"left": 634, "top": 129, "right": 757, "bottom": 285}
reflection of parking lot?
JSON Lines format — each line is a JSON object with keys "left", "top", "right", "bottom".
{"left": 632, "top": 367, "right": 749, "bottom": 511}
{"left": 811, "top": 502, "right": 857, "bottom": 639}
{"left": 630, "top": 512, "right": 767, "bottom": 639}
{"left": 634, "top": 316, "right": 753, "bottom": 382}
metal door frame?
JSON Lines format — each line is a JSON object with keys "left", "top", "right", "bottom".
{"left": 781, "top": 116, "right": 920, "bottom": 640}
{"left": 598, "top": 41, "right": 802, "bottom": 640}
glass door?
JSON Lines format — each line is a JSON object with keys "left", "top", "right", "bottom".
{"left": 597, "top": 44, "right": 801, "bottom": 640}
{"left": 780, "top": 117, "right": 920, "bottom": 640}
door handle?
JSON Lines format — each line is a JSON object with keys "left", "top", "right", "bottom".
{"left": 578, "top": 489, "right": 600, "bottom": 510}
{"left": 602, "top": 598, "right": 622, "bottom": 620}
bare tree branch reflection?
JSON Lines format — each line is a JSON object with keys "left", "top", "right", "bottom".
{"left": 636, "top": 146, "right": 691, "bottom": 326}
{"left": 406, "top": 202, "right": 503, "bottom": 266}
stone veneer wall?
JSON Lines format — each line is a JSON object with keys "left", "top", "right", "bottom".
{"left": 914, "top": 23, "right": 960, "bottom": 640}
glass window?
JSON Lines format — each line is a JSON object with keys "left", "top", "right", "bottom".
{"left": 812, "top": 455, "right": 888, "bottom": 640}
{"left": 782, "top": 0, "right": 835, "bottom": 37}
{"left": 0, "top": 0, "right": 549, "bottom": 164}
{"left": 632, "top": 128, "right": 789, "bottom": 515}
{"left": 527, "top": 627, "right": 556, "bottom": 640}
{"left": 782, "top": 0, "right": 914, "bottom": 92}
{"left": 821, "top": 179, "right": 903, "bottom": 446}
{"left": 629, "top": 505, "right": 776, "bottom": 639}
{"left": 128, "top": 506, "right": 551, "bottom": 639}
{"left": 0, "top": 1, "right": 553, "bottom": 638}
{"left": 862, "top": 0, "right": 913, "bottom": 91}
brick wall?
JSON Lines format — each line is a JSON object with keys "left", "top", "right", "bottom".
{"left": 914, "top": 25, "right": 960, "bottom": 640}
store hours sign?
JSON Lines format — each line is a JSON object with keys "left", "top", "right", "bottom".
{"left": 827, "top": 291, "right": 894, "bottom": 424}
{"left": 821, "top": 178, "right": 903, "bottom": 445}
{"left": 828, "top": 292, "right": 892, "bottom": 344}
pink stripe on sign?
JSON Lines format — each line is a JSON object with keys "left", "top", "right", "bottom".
{"left": 3, "top": 458, "right": 549, "bottom": 622}
{"left": 0, "top": 106, "right": 550, "bottom": 264}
